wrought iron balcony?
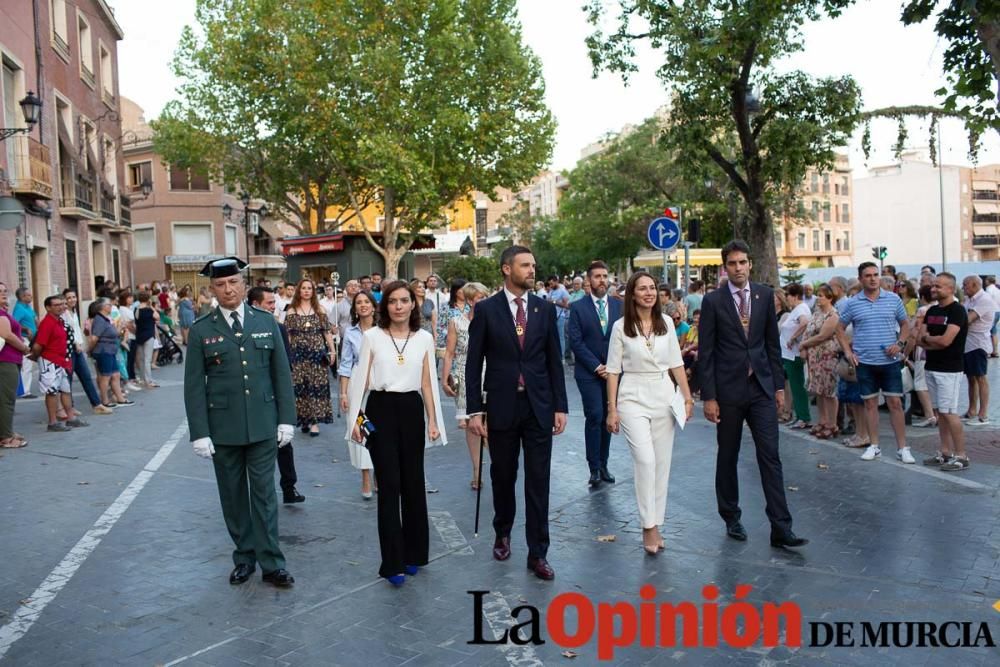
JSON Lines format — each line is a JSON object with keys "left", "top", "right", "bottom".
{"left": 8, "top": 136, "right": 53, "bottom": 200}
{"left": 972, "top": 235, "right": 999, "bottom": 248}
{"left": 58, "top": 165, "right": 96, "bottom": 218}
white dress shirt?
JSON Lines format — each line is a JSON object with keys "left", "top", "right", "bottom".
{"left": 504, "top": 286, "right": 530, "bottom": 324}
{"left": 218, "top": 303, "right": 246, "bottom": 330}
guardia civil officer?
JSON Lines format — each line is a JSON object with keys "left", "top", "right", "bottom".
{"left": 184, "top": 257, "right": 297, "bottom": 587}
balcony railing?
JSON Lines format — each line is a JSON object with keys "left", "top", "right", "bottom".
{"left": 58, "top": 164, "right": 96, "bottom": 217}
{"left": 8, "top": 136, "right": 53, "bottom": 200}
{"left": 119, "top": 194, "right": 131, "bottom": 227}
{"left": 100, "top": 189, "right": 116, "bottom": 223}
{"left": 972, "top": 190, "right": 998, "bottom": 201}
{"left": 973, "top": 213, "right": 1000, "bottom": 224}
{"left": 973, "top": 235, "right": 999, "bottom": 248}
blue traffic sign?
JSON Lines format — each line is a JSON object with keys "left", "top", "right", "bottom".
{"left": 647, "top": 216, "right": 680, "bottom": 251}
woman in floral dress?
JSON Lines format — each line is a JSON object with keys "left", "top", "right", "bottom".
{"left": 442, "top": 282, "right": 490, "bottom": 489}
{"left": 285, "top": 279, "right": 336, "bottom": 437}
{"left": 799, "top": 284, "right": 841, "bottom": 439}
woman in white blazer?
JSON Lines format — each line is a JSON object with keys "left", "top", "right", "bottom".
{"left": 606, "top": 272, "right": 694, "bottom": 555}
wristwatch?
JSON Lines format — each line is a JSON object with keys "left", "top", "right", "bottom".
{"left": 895, "top": 340, "right": 905, "bottom": 348}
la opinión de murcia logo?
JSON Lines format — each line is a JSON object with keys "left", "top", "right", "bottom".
{"left": 468, "top": 586, "right": 997, "bottom": 659}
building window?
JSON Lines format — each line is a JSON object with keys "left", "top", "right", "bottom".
{"left": 821, "top": 173, "right": 830, "bottom": 194}
{"left": 173, "top": 224, "right": 213, "bottom": 255}
{"left": 65, "top": 239, "right": 78, "bottom": 295}
{"left": 797, "top": 232, "right": 806, "bottom": 250}
{"left": 225, "top": 225, "right": 238, "bottom": 255}
{"left": 822, "top": 202, "right": 831, "bottom": 222}
{"left": 840, "top": 177, "right": 849, "bottom": 196}
{"left": 810, "top": 201, "right": 819, "bottom": 221}
{"left": 128, "top": 162, "right": 152, "bottom": 192}
{"left": 774, "top": 230, "right": 784, "bottom": 249}
{"left": 824, "top": 230, "right": 832, "bottom": 251}
{"left": 812, "top": 230, "right": 820, "bottom": 251}
{"left": 843, "top": 231, "right": 850, "bottom": 251}
{"left": 99, "top": 42, "right": 113, "bottom": 104}
{"left": 2, "top": 60, "right": 21, "bottom": 172}
{"left": 841, "top": 203, "right": 849, "bottom": 223}
{"left": 50, "top": 0, "right": 69, "bottom": 56}
{"left": 168, "top": 165, "right": 211, "bottom": 192}
{"left": 810, "top": 173, "right": 818, "bottom": 193}
{"left": 78, "top": 12, "right": 94, "bottom": 86}
{"left": 111, "top": 248, "right": 121, "bottom": 285}
{"left": 134, "top": 227, "right": 156, "bottom": 258}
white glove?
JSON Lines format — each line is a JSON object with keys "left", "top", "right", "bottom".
{"left": 192, "top": 437, "right": 215, "bottom": 459}
{"left": 277, "top": 424, "right": 294, "bottom": 447}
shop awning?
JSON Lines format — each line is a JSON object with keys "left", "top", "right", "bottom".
{"left": 972, "top": 180, "right": 996, "bottom": 191}
{"left": 973, "top": 202, "right": 1000, "bottom": 215}
{"left": 634, "top": 248, "right": 723, "bottom": 269}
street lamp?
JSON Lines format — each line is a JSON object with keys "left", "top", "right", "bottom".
{"left": 0, "top": 92, "right": 43, "bottom": 142}
{"left": 223, "top": 192, "right": 268, "bottom": 264}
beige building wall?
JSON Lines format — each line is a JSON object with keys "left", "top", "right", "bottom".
{"left": 779, "top": 153, "right": 855, "bottom": 269}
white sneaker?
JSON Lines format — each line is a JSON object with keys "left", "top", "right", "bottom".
{"left": 965, "top": 417, "right": 990, "bottom": 426}
{"left": 896, "top": 447, "right": 916, "bottom": 464}
{"left": 860, "top": 445, "right": 881, "bottom": 461}
{"left": 127, "top": 382, "right": 143, "bottom": 392}
{"left": 913, "top": 417, "right": 937, "bottom": 428}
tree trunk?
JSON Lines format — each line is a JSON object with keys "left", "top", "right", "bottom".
{"left": 975, "top": 18, "right": 1000, "bottom": 82}
{"left": 746, "top": 199, "right": 779, "bottom": 286}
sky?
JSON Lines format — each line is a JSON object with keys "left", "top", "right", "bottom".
{"left": 114, "top": 0, "right": 1000, "bottom": 176}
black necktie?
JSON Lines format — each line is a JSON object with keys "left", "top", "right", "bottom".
{"left": 230, "top": 311, "right": 243, "bottom": 335}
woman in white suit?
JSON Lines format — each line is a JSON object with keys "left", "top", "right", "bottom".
{"left": 606, "top": 272, "right": 694, "bottom": 555}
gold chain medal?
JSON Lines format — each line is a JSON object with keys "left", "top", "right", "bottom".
{"left": 515, "top": 324, "right": 524, "bottom": 336}
{"left": 397, "top": 354, "right": 405, "bottom": 365}
{"left": 389, "top": 330, "right": 412, "bottom": 366}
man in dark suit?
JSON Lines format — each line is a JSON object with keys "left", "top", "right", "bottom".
{"left": 466, "top": 245, "right": 568, "bottom": 580}
{"left": 567, "top": 260, "right": 622, "bottom": 486}
{"left": 698, "top": 241, "right": 807, "bottom": 549}
{"left": 248, "top": 286, "right": 305, "bottom": 505}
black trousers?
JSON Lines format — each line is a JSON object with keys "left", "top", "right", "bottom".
{"left": 490, "top": 392, "right": 552, "bottom": 560}
{"left": 577, "top": 375, "right": 611, "bottom": 472}
{"left": 366, "top": 391, "right": 429, "bottom": 578}
{"left": 277, "top": 444, "right": 297, "bottom": 492}
{"left": 715, "top": 378, "right": 793, "bottom": 537}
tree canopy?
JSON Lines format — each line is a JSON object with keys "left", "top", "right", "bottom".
{"left": 155, "top": 0, "right": 555, "bottom": 278}
{"left": 585, "top": 0, "right": 862, "bottom": 285}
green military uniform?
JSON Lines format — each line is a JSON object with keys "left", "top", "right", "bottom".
{"left": 184, "top": 303, "right": 296, "bottom": 573}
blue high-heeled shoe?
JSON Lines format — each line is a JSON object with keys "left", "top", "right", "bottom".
{"left": 404, "top": 565, "right": 419, "bottom": 576}
{"left": 386, "top": 574, "right": 405, "bottom": 587}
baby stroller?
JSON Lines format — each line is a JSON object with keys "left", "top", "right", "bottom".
{"left": 155, "top": 324, "right": 184, "bottom": 366}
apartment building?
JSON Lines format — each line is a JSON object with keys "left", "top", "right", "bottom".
{"left": 1, "top": 0, "right": 132, "bottom": 302}
{"left": 120, "top": 97, "right": 292, "bottom": 288}
{"left": 777, "top": 153, "right": 855, "bottom": 268}
{"left": 969, "top": 164, "right": 1000, "bottom": 261}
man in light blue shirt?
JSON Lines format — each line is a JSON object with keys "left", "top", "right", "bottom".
{"left": 683, "top": 281, "right": 704, "bottom": 322}
{"left": 839, "top": 262, "right": 912, "bottom": 464}
{"left": 13, "top": 287, "right": 37, "bottom": 397}
{"left": 547, "top": 275, "right": 571, "bottom": 360}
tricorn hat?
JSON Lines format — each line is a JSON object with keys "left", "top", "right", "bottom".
{"left": 199, "top": 256, "right": 248, "bottom": 279}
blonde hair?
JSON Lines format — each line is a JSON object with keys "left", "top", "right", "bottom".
{"left": 462, "top": 282, "right": 490, "bottom": 301}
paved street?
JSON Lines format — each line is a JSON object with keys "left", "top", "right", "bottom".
{"left": 1, "top": 360, "right": 999, "bottom": 666}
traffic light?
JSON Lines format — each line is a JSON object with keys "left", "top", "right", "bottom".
{"left": 871, "top": 246, "right": 888, "bottom": 261}
{"left": 687, "top": 218, "right": 701, "bottom": 245}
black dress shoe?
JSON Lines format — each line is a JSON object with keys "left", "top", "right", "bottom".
{"left": 283, "top": 487, "right": 305, "bottom": 504}
{"left": 262, "top": 569, "right": 295, "bottom": 587}
{"left": 493, "top": 536, "right": 511, "bottom": 561}
{"left": 229, "top": 563, "right": 255, "bottom": 585}
{"left": 726, "top": 522, "right": 748, "bottom": 541}
{"left": 588, "top": 471, "right": 601, "bottom": 487}
{"left": 527, "top": 557, "right": 555, "bottom": 581}
{"left": 599, "top": 466, "right": 615, "bottom": 483}
{"left": 770, "top": 532, "right": 809, "bottom": 549}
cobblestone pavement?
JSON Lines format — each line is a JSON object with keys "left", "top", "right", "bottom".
{"left": 1, "top": 358, "right": 999, "bottom": 666}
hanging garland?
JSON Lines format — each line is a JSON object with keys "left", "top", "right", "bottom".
{"left": 859, "top": 105, "right": 978, "bottom": 166}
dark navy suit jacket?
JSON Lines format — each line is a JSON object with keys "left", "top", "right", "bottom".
{"left": 465, "top": 290, "right": 568, "bottom": 430}
{"left": 698, "top": 282, "right": 785, "bottom": 404}
{"left": 567, "top": 295, "right": 622, "bottom": 380}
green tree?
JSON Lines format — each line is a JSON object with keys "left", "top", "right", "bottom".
{"left": 438, "top": 256, "right": 502, "bottom": 290}
{"left": 781, "top": 261, "right": 805, "bottom": 285}
{"left": 155, "top": 0, "right": 555, "bottom": 279}
{"left": 586, "top": 0, "right": 862, "bottom": 285}
{"left": 902, "top": 1, "right": 1000, "bottom": 139}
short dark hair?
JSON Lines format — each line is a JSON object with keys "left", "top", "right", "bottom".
{"left": 247, "top": 286, "right": 272, "bottom": 305}
{"left": 499, "top": 244, "right": 532, "bottom": 272}
{"left": 658, "top": 283, "right": 670, "bottom": 293}
{"left": 857, "top": 262, "right": 878, "bottom": 277}
{"left": 15, "top": 286, "right": 30, "bottom": 300}
{"left": 785, "top": 283, "right": 804, "bottom": 298}
{"left": 547, "top": 275, "right": 559, "bottom": 283}
{"left": 371, "top": 271, "right": 382, "bottom": 278}
{"left": 43, "top": 294, "right": 63, "bottom": 308}
{"left": 378, "top": 280, "right": 421, "bottom": 332}
{"left": 721, "top": 240, "right": 751, "bottom": 264}
{"left": 137, "top": 291, "right": 151, "bottom": 304}
{"left": 586, "top": 260, "right": 608, "bottom": 276}
{"left": 921, "top": 265, "right": 936, "bottom": 275}
{"left": 359, "top": 275, "right": 371, "bottom": 282}
{"left": 62, "top": 288, "right": 77, "bottom": 297}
